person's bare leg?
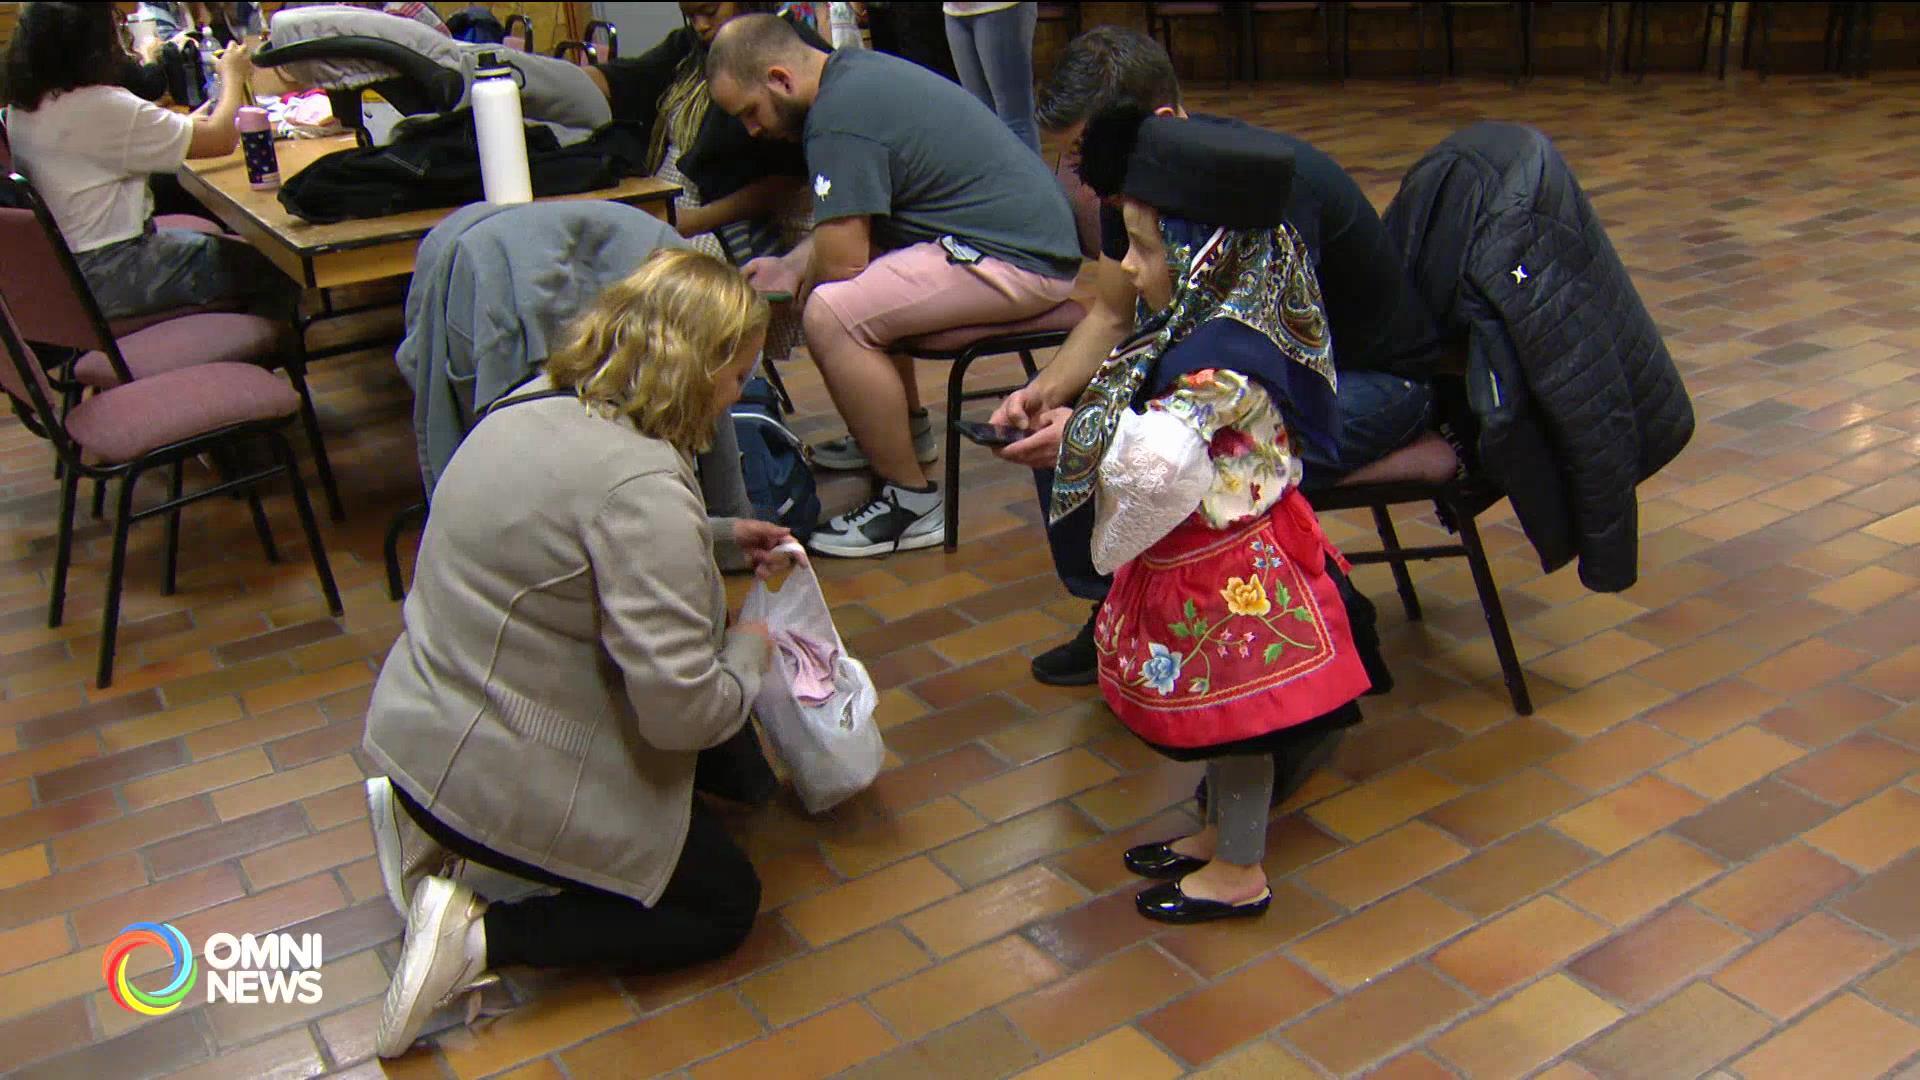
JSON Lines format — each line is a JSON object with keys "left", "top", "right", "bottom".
{"left": 895, "top": 353, "right": 922, "bottom": 414}
{"left": 803, "top": 297, "right": 929, "bottom": 488}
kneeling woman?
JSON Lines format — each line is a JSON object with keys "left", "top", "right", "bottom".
{"left": 362, "top": 250, "right": 796, "bottom": 1057}
{"left": 1057, "top": 109, "right": 1371, "bottom": 923}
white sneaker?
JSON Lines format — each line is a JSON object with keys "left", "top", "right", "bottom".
{"left": 365, "top": 777, "right": 464, "bottom": 918}
{"left": 375, "top": 876, "right": 490, "bottom": 1059}
{"left": 808, "top": 484, "right": 945, "bottom": 558}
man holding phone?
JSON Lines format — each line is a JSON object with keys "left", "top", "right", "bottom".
{"left": 997, "top": 27, "right": 1442, "bottom": 690}
{"left": 706, "top": 14, "right": 1081, "bottom": 559}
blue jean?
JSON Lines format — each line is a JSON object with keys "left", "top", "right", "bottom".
{"left": 944, "top": 3, "right": 1041, "bottom": 156}
{"left": 1040, "top": 371, "right": 1434, "bottom": 603}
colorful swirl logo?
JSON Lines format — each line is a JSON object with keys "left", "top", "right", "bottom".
{"left": 103, "top": 922, "right": 197, "bottom": 1015}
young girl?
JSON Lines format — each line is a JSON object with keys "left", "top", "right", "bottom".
{"left": 3, "top": 3, "right": 295, "bottom": 322}
{"left": 1056, "top": 107, "right": 1371, "bottom": 924}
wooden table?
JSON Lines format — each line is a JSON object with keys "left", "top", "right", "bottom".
{"left": 177, "top": 133, "right": 682, "bottom": 290}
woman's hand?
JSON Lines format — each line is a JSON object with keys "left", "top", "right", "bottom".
{"left": 732, "top": 519, "right": 803, "bottom": 580}
{"left": 215, "top": 39, "right": 253, "bottom": 82}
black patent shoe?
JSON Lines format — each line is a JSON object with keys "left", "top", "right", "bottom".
{"left": 1123, "top": 841, "right": 1209, "bottom": 880}
{"left": 1135, "top": 881, "right": 1272, "bottom": 924}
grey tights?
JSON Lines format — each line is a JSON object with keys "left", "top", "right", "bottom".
{"left": 1204, "top": 754, "right": 1276, "bottom": 866}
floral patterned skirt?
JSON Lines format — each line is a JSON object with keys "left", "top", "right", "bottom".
{"left": 1095, "top": 489, "right": 1371, "bottom": 751}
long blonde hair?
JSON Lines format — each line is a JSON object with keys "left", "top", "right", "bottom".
{"left": 545, "top": 249, "right": 769, "bottom": 451}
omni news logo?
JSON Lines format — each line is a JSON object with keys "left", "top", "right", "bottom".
{"left": 104, "top": 922, "right": 324, "bottom": 1013}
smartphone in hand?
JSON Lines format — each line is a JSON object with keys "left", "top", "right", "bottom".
{"left": 955, "top": 420, "right": 1030, "bottom": 448}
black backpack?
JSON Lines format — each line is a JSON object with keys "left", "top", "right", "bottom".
{"left": 731, "top": 377, "right": 820, "bottom": 541}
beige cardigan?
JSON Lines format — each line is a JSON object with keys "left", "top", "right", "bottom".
{"left": 362, "top": 376, "right": 770, "bottom": 905}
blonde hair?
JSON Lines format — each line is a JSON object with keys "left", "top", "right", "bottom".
{"left": 545, "top": 249, "right": 769, "bottom": 451}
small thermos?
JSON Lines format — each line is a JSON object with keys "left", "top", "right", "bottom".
{"left": 471, "top": 52, "right": 533, "bottom": 205}
{"left": 236, "top": 107, "right": 279, "bottom": 190}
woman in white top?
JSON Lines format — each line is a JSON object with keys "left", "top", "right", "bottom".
{"left": 942, "top": 2, "right": 1040, "bottom": 155}
{"left": 3, "top": 3, "right": 296, "bottom": 322}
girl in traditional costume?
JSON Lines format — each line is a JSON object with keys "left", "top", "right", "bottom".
{"left": 1054, "top": 108, "right": 1371, "bottom": 924}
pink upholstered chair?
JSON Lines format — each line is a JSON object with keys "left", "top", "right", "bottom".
{"left": 0, "top": 292, "right": 343, "bottom": 689}
{"left": 899, "top": 300, "right": 1089, "bottom": 552}
{"left": 0, "top": 172, "right": 343, "bottom": 522}
{"left": 1305, "top": 431, "right": 1534, "bottom": 715}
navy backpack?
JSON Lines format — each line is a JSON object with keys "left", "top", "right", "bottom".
{"left": 732, "top": 376, "right": 820, "bottom": 541}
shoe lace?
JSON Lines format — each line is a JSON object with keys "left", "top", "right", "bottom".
{"left": 841, "top": 494, "right": 894, "bottom": 527}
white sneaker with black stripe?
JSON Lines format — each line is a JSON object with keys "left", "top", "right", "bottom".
{"left": 808, "top": 482, "right": 945, "bottom": 558}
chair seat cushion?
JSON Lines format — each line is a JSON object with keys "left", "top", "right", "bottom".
{"left": 903, "top": 300, "right": 1088, "bottom": 355}
{"left": 75, "top": 312, "right": 285, "bottom": 388}
{"left": 107, "top": 299, "right": 246, "bottom": 339}
{"left": 66, "top": 362, "right": 299, "bottom": 465}
{"left": 154, "top": 214, "right": 228, "bottom": 236}
{"left": 1337, "top": 432, "right": 1459, "bottom": 487}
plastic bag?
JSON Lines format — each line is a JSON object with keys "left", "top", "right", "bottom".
{"left": 740, "top": 543, "right": 882, "bottom": 813}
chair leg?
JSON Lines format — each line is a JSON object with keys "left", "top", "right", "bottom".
{"left": 270, "top": 429, "right": 345, "bottom": 617}
{"left": 1605, "top": 1, "right": 1617, "bottom": 81}
{"left": 385, "top": 501, "right": 427, "bottom": 601}
{"left": 91, "top": 476, "right": 106, "bottom": 520}
{"left": 1635, "top": 0, "right": 1651, "bottom": 81}
{"left": 1018, "top": 349, "right": 1039, "bottom": 380}
{"left": 1370, "top": 504, "right": 1423, "bottom": 622}
{"left": 760, "top": 355, "right": 796, "bottom": 415}
{"left": 49, "top": 466, "right": 80, "bottom": 629}
{"left": 1716, "top": 2, "right": 1733, "bottom": 77}
{"left": 283, "top": 363, "right": 344, "bottom": 523}
{"left": 96, "top": 475, "right": 139, "bottom": 689}
{"left": 162, "top": 459, "right": 184, "bottom": 596}
{"left": 1453, "top": 501, "right": 1533, "bottom": 716}
{"left": 247, "top": 484, "right": 280, "bottom": 564}
{"left": 1443, "top": 4, "right": 1456, "bottom": 77}
{"left": 943, "top": 350, "right": 976, "bottom": 553}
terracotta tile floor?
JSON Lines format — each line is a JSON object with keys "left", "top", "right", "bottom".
{"left": 2, "top": 71, "right": 1918, "bottom": 1080}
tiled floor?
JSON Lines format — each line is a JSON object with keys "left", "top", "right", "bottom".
{"left": 2, "top": 70, "right": 1918, "bottom": 1080}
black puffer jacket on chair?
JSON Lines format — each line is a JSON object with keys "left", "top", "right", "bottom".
{"left": 1383, "top": 122, "right": 1693, "bottom": 593}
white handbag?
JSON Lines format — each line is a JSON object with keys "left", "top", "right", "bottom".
{"left": 739, "top": 543, "right": 883, "bottom": 813}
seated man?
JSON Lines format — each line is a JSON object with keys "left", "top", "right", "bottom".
{"left": 995, "top": 26, "right": 1444, "bottom": 686}
{"left": 706, "top": 14, "right": 1082, "bottom": 558}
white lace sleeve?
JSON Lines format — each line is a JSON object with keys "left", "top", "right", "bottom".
{"left": 1091, "top": 408, "right": 1213, "bottom": 575}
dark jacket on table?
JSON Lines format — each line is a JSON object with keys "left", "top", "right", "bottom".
{"left": 596, "top": 18, "right": 826, "bottom": 203}
{"left": 1383, "top": 122, "right": 1693, "bottom": 593}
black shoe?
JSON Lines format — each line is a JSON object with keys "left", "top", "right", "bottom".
{"left": 1031, "top": 606, "right": 1098, "bottom": 686}
{"left": 1135, "top": 881, "right": 1272, "bottom": 924}
{"left": 1195, "top": 729, "right": 1346, "bottom": 814}
{"left": 1123, "top": 841, "right": 1209, "bottom": 880}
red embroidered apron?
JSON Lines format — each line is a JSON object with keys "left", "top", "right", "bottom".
{"left": 1095, "top": 489, "right": 1370, "bottom": 750}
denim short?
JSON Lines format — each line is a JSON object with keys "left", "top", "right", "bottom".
{"left": 73, "top": 225, "right": 299, "bottom": 323}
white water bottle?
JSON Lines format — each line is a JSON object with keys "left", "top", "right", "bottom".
{"left": 471, "top": 52, "right": 533, "bottom": 205}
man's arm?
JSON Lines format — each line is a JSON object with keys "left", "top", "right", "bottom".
{"left": 804, "top": 215, "right": 872, "bottom": 298}
{"left": 1029, "top": 255, "right": 1136, "bottom": 408}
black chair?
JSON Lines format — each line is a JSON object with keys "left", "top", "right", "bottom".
{"left": 1248, "top": 2, "right": 1340, "bottom": 80}
{"left": 898, "top": 302, "right": 1087, "bottom": 552}
{"left": 1343, "top": 1, "right": 1446, "bottom": 80}
{"left": 1146, "top": 2, "right": 1238, "bottom": 80}
{"left": 1307, "top": 432, "right": 1535, "bottom": 716}
{"left": 1441, "top": 1, "right": 1532, "bottom": 83}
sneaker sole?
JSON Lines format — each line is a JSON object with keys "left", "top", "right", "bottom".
{"left": 376, "top": 876, "right": 462, "bottom": 1059}
{"left": 808, "top": 526, "right": 945, "bottom": 559}
{"left": 366, "top": 778, "right": 411, "bottom": 920}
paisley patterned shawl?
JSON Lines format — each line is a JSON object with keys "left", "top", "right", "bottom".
{"left": 1048, "top": 217, "right": 1338, "bottom": 525}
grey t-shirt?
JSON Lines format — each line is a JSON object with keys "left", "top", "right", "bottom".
{"left": 804, "top": 48, "right": 1080, "bottom": 279}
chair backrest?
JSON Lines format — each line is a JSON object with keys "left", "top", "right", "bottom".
{"left": 0, "top": 174, "right": 127, "bottom": 377}
{"left": 0, "top": 291, "right": 79, "bottom": 462}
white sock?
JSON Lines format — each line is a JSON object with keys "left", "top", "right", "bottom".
{"left": 886, "top": 481, "right": 941, "bottom": 512}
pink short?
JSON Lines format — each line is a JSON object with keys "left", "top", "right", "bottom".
{"left": 810, "top": 242, "right": 1077, "bottom": 352}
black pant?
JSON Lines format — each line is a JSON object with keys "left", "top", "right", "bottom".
{"left": 394, "top": 785, "right": 760, "bottom": 976}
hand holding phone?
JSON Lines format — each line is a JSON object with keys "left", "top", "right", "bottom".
{"left": 955, "top": 420, "right": 1030, "bottom": 448}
